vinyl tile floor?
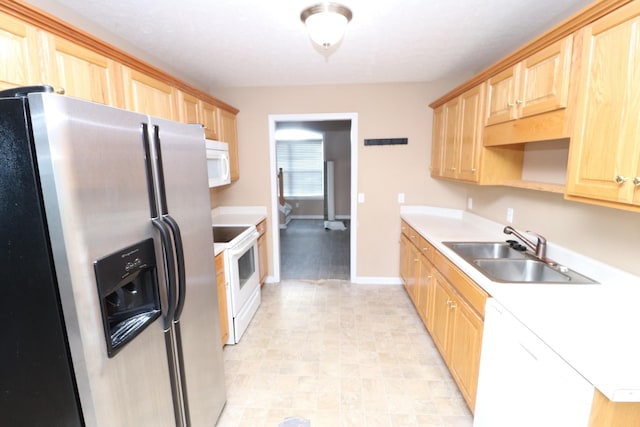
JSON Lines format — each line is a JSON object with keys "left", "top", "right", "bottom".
{"left": 280, "top": 219, "right": 350, "bottom": 281}
{"left": 215, "top": 280, "right": 473, "bottom": 427}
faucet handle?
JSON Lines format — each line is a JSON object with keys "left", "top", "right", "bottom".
{"left": 525, "top": 231, "right": 547, "bottom": 243}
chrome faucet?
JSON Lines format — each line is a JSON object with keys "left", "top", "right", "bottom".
{"left": 503, "top": 226, "right": 547, "bottom": 260}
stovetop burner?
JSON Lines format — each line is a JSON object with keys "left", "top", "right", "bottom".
{"left": 212, "top": 225, "right": 251, "bottom": 243}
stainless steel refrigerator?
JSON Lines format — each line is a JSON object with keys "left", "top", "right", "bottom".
{"left": 0, "top": 87, "right": 226, "bottom": 426}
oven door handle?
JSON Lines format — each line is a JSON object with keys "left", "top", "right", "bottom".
{"left": 228, "top": 231, "right": 259, "bottom": 257}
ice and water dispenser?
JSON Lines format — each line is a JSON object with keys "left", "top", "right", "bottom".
{"left": 94, "top": 238, "right": 161, "bottom": 357}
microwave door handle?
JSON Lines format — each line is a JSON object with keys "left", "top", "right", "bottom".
{"left": 222, "top": 155, "right": 230, "bottom": 181}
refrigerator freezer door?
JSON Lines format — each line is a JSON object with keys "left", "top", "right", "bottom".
{"left": 29, "top": 93, "right": 175, "bottom": 426}
{"left": 149, "top": 116, "right": 227, "bottom": 425}
{"left": 0, "top": 97, "right": 83, "bottom": 426}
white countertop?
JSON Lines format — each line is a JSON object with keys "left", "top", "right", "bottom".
{"left": 400, "top": 206, "right": 640, "bottom": 402}
{"left": 211, "top": 206, "right": 266, "bottom": 227}
{"left": 211, "top": 206, "right": 267, "bottom": 256}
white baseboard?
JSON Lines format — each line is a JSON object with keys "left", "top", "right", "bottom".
{"left": 290, "top": 214, "right": 324, "bottom": 220}
{"left": 352, "top": 277, "right": 403, "bottom": 285}
{"left": 263, "top": 276, "right": 403, "bottom": 285}
{"left": 290, "top": 215, "right": 352, "bottom": 220}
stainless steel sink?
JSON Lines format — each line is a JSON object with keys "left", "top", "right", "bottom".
{"left": 442, "top": 241, "right": 598, "bottom": 284}
{"left": 444, "top": 242, "right": 526, "bottom": 260}
{"left": 473, "top": 259, "right": 597, "bottom": 284}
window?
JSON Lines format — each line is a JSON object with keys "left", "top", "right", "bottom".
{"left": 276, "top": 138, "right": 324, "bottom": 198}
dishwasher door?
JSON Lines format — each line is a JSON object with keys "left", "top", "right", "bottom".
{"left": 473, "top": 299, "right": 594, "bottom": 427}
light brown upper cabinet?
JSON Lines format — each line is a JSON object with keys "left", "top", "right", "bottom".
{"left": 431, "top": 84, "right": 522, "bottom": 184}
{"left": 218, "top": 108, "right": 239, "bottom": 181}
{"left": 455, "top": 85, "right": 485, "bottom": 182}
{"left": 0, "top": 13, "right": 43, "bottom": 90}
{"left": 483, "top": 35, "right": 574, "bottom": 146}
{"left": 430, "top": 105, "right": 445, "bottom": 177}
{"left": 486, "top": 35, "right": 573, "bottom": 126}
{"left": 42, "top": 35, "right": 123, "bottom": 107}
{"left": 123, "top": 67, "right": 178, "bottom": 121}
{"left": 566, "top": 1, "right": 640, "bottom": 210}
{"left": 200, "top": 101, "right": 219, "bottom": 140}
{"left": 437, "top": 85, "right": 485, "bottom": 182}
{"left": 178, "top": 90, "right": 200, "bottom": 125}
{"left": 440, "top": 95, "right": 460, "bottom": 179}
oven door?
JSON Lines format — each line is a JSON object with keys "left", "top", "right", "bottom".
{"left": 226, "top": 230, "right": 260, "bottom": 315}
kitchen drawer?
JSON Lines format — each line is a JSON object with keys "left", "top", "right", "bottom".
{"left": 418, "top": 235, "right": 435, "bottom": 263}
{"left": 434, "top": 251, "right": 488, "bottom": 318}
{"left": 401, "top": 220, "right": 411, "bottom": 238}
{"left": 402, "top": 222, "right": 421, "bottom": 246}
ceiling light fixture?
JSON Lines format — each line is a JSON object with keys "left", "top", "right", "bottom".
{"left": 300, "top": 2, "right": 353, "bottom": 50}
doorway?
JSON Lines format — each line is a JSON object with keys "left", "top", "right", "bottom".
{"left": 268, "top": 113, "right": 358, "bottom": 283}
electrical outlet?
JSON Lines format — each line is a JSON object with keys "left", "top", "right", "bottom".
{"left": 398, "top": 193, "right": 405, "bottom": 204}
{"left": 358, "top": 193, "right": 365, "bottom": 203}
{"left": 506, "top": 207, "right": 514, "bottom": 223}
{"left": 467, "top": 197, "right": 473, "bottom": 210}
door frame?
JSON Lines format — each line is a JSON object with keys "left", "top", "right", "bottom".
{"left": 268, "top": 112, "right": 358, "bottom": 283}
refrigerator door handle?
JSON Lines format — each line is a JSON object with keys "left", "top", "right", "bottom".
{"left": 152, "top": 125, "right": 170, "bottom": 215}
{"left": 143, "top": 123, "right": 178, "bottom": 331}
{"left": 152, "top": 218, "right": 177, "bottom": 332}
{"left": 163, "top": 214, "right": 186, "bottom": 321}
{"left": 141, "top": 123, "right": 159, "bottom": 219}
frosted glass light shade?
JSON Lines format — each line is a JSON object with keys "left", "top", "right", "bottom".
{"left": 301, "top": 3, "right": 352, "bottom": 49}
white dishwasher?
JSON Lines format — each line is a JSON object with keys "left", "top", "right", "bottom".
{"left": 473, "top": 299, "right": 594, "bottom": 427}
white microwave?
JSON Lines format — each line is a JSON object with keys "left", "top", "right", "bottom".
{"left": 205, "top": 140, "right": 231, "bottom": 187}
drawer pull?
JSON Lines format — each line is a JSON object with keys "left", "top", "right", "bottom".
{"left": 615, "top": 175, "right": 629, "bottom": 185}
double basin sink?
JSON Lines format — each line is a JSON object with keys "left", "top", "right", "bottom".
{"left": 442, "top": 242, "right": 598, "bottom": 284}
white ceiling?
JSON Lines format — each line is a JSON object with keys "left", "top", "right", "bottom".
{"left": 33, "top": 0, "right": 593, "bottom": 89}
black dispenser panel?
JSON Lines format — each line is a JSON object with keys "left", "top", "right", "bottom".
{"left": 94, "top": 238, "right": 161, "bottom": 357}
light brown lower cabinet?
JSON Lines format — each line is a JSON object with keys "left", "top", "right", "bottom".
{"left": 430, "top": 268, "right": 484, "bottom": 412}
{"left": 400, "top": 221, "right": 486, "bottom": 412}
{"left": 215, "top": 252, "right": 228, "bottom": 346}
{"left": 256, "top": 219, "right": 267, "bottom": 285}
{"left": 400, "top": 220, "right": 640, "bottom": 423}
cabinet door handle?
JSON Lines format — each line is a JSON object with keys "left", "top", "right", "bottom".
{"left": 515, "top": 99, "right": 523, "bottom": 105}
{"left": 506, "top": 102, "right": 515, "bottom": 108}
{"left": 634, "top": 177, "right": 640, "bottom": 186}
{"left": 615, "top": 175, "right": 629, "bottom": 185}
